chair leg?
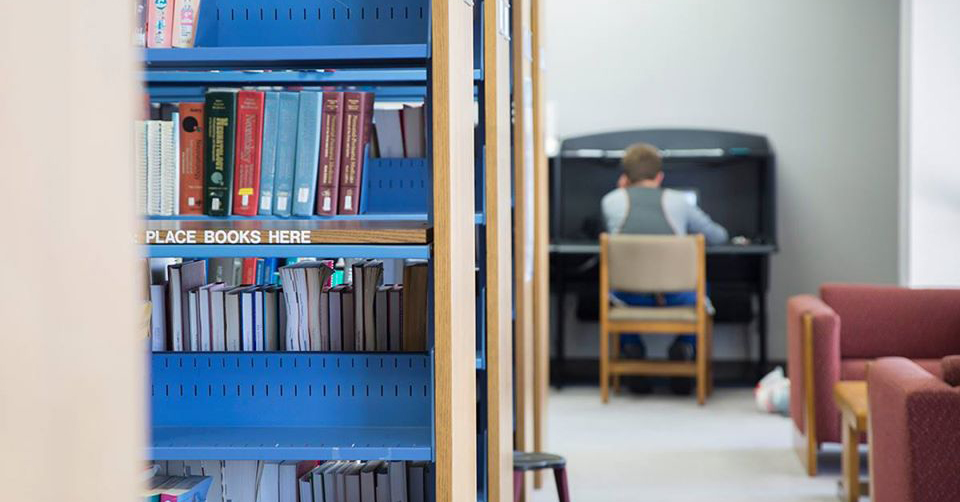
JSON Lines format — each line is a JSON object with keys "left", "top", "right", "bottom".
{"left": 514, "top": 470, "right": 524, "bottom": 502}
{"left": 611, "top": 333, "right": 621, "bottom": 394}
{"left": 554, "top": 467, "right": 571, "bottom": 502}
{"left": 696, "top": 322, "right": 707, "bottom": 406}
{"left": 706, "top": 318, "right": 714, "bottom": 396}
{"left": 600, "top": 326, "right": 609, "bottom": 403}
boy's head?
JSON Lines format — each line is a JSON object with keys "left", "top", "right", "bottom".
{"left": 619, "top": 143, "right": 664, "bottom": 187}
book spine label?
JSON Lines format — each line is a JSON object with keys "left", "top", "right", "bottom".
{"left": 146, "top": 0, "right": 174, "bottom": 48}
{"left": 172, "top": 0, "right": 202, "bottom": 48}
{"left": 337, "top": 92, "right": 374, "bottom": 215}
{"left": 232, "top": 90, "right": 265, "bottom": 216}
{"left": 258, "top": 92, "right": 281, "bottom": 215}
{"left": 272, "top": 92, "right": 300, "bottom": 217}
{"left": 203, "top": 91, "right": 237, "bottom": 216}
{"left": 315, "top": 92, "right": 345, "bottom": 215}
{"left": 177, "top": 103, "right": 205, "bottom": 215}
{"left": 292, "top": 92, "right": 322, "bottom": 216}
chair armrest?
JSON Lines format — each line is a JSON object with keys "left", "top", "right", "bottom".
{"left": 786, "top": 295, "right": 841, "bottom": 442}
{"left": 868, "top": 357, "right": 960, "bottom": 502}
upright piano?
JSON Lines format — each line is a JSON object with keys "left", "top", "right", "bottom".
{"left": 550, "top": 129, "right": 777, "bottom": 384}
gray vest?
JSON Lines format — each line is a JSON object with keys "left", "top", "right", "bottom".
{"left": 620, "top": 187, "right": 674, "bottom": 235}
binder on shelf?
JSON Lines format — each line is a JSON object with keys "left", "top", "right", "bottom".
{"left": 259, "top": 91, "right": 281, "bottom": 215}
{"left": 272, "top": 92, "right": 300, "bottom": 217}
{"left": 292, "top": 91, "right": 322, "bottom": 216}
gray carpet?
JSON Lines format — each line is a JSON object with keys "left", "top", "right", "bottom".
{"left": 528, "top": 387, "right": 852, "bottom": 502}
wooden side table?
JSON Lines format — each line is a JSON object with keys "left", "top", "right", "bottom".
{"left": 833, "top": 381, "right": 869, "bottom": 502}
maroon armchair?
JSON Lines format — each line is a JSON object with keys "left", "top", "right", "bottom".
{"left": 786, "top": 284, "right": 960, "bottom": 475}
{"left": 868, "top": 356, "right": 960, "bottom": 502}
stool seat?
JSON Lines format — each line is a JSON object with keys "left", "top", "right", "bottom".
{"left": 513, "top": 451, "right": 567, "bottom": 471}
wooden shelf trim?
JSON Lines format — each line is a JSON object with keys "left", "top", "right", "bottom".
{"left": 141, "top": 219, "right": 432, "bottom": 245}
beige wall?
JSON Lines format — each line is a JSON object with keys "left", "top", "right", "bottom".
{"left": 0, "top": 1, "right": 143, "bottom": 501}
{"left": 545, "top": 0, "right": 900, "bottom": 361}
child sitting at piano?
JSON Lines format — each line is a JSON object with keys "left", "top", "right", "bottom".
{"left": 601, "top": 142, "right": 728, "bottom": 394}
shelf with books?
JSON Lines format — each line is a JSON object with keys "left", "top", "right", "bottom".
{"left": 146, "top": 244, "right": 431, "bottom": 260}
{"left": 144, "top": 68, "right": 484, "bottom": 85}
{"left": 144, "top": 44, "right": 429, "bottom": 70}
{"left": 147, "top": 212, "right": 486, "bottom": 224}
{"left": 150, "top": 352, "right": 432, "bottom": 461}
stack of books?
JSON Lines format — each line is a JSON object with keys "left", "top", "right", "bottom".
{"left": 151, "top": 460, "right": 434, "bottom": 502}
{"left": 136, "top": 90, "right": 428, "bottom": 217}
{"left": 148, "top": 259, "right": 428, "bottom": 353}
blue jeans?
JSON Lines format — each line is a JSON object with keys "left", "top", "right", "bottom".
{"left": 613, "top": 291, "right": 696, "bottom": 353}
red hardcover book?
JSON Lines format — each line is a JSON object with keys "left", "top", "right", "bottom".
{"left": 336, "top": 91, "right": 375, "bottom": 215}
{"left": 232, "top": 90, "right": 265, "bottom": 216}
{"left": 315, "top": 92, "right": 345, "bottom": 215}
{"left": 241, "top": 258, "right": 257, "bottom": 284}
{"left": 178, "top": 103, "right": 205, "bottom": 215}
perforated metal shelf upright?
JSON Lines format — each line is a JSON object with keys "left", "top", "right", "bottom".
{"left": 138, "top": 1, "right": 511, "bottom": 502}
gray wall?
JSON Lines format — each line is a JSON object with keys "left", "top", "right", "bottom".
{"left": 545, "top": 0, "right": 901, "bottom": 361}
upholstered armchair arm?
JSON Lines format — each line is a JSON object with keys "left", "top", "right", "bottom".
{"left": 868, "top": 357, "right": 960, "bottom": 502}
{"left": 786, "top": 294, "right": 841, "bottom": 474}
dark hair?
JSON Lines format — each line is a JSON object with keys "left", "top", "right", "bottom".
{"left": 621, "top": 143, "right": 663, "bottom": 182}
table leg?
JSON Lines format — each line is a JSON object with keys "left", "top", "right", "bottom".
{"left": 840, "top": 419, "right": 860, "bottom": 501}
{"left": 553, "top": 273, "right": 567, "bottom": 389}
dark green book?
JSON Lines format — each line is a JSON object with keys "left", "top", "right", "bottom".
{"left": 203, "top": 90, "right": 237, "bottom": 215}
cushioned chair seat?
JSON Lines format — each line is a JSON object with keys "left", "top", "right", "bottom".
{"left": 841, "top": 358, "right": 943, "bottom": 381}
{"left": 608, "top": 306, "right": 698, "bottom": 323}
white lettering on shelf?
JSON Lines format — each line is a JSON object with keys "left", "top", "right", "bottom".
{"left": 268, "top": 230, "right": 311, "bottom": 244}
{"left": 146, "top": 230, "right": 198, "bottom": 244}
{"left": 202, "top": 230, "right": 263, "bottom": 244}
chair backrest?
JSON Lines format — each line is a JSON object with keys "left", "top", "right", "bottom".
{"left": 821, "top": 283, "right": 960, "bottom": 359}
{"left": 601, "top": 234, "right": 704, "bottom": 293}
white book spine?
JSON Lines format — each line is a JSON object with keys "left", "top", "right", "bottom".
{"left": 187, "top": 290, "right": 199, "bottom": 351}
{"left": 171, "top": 111, "right": 181, "bottom": 216}
{"left": 149, "top": 284, "right": 167, "bottom": 351}
{"left": 199, "top": 286, "right": 212, "bottom": 351}
{"left": 211, "top": 289, "right": 226, "bottom": 351}
{"left": 159, "top": 121, "right": 176, "bottom": 216}
{"left": 241, "top": 291, "right": 254, "bottom": 351}
{"left": 147, "top": 120, "right": 163, "bottom": 216}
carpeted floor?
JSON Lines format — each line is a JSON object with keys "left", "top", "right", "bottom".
{"left": 527, "top": 387, "right": 854, "bottom": 502}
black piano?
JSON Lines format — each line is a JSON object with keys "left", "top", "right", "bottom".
{"left": 550, "top": 129, "right": 777, "bottom": 384}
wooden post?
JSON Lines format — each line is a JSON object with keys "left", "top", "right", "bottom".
{"left": 485, "top": 0, "right": 515, "bottom": 500}
{"left": 530, "top": 0, "right": 550, "bottom": 488}
{"left": 432, "top": 1, "right": 477, "bottom": 501}
{"left": 512, "top": 0, "right": 536, "bottom": 498}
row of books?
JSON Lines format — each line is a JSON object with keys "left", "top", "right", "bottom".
{"left": 148, "top": 259, "right": 428, "bottom": 352}
{"left": 136, "top": 0, "right": 202, "bottom": 48}
{"left": 143, "top": 475, "right": 212, "bottom": 502}
{"left": 150, "top": 460, "right": 433, "bottom": 502}
{"left": 135, "top": 89, "right": 427, "bottom": 218}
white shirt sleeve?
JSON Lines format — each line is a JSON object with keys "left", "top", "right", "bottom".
{"left": 601, "top": 188, "right": 628, "bottom": 234}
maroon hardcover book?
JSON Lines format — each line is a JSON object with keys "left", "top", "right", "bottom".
{"left": 336, "top": 91, "right": 375, "bottom": 215}
{"left": 315, "top": 92, "right": 345, "bottom": 215}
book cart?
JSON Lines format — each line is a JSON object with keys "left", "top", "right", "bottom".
{"left": 142, "top": 1, "right": 514, "bottom": 501}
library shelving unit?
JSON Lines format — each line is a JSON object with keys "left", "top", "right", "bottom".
{"left": 140, "top": 2, "right": 513, "bottom": 502}
{"left": 510, "top": 0, "right": 549, "bottom": 495}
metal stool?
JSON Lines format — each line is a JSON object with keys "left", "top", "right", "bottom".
{"left": 513, "top": 451, "right": 570, "bottom": 502}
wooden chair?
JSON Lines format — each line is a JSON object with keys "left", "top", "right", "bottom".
{"left": 599, "top": 233, "right": 713, "bottom": 405}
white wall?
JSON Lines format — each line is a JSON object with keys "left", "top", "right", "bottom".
{"left": 903, "top": 0, "right": 960, "bottom": 286}
{"left": 545, "top": 0, "right": 901, "bottom": 360}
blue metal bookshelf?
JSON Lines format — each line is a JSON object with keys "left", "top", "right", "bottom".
{"left": 141, "top": 1, "right": 497, "bottom": 500}
{"left": 151, "top": 353, "right": 432, "bottom": 461}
